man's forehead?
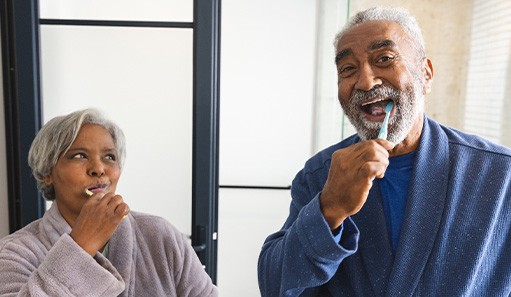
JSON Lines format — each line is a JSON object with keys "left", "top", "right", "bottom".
{"left": 335, "top": 22, "right": 407, "bottom": 59}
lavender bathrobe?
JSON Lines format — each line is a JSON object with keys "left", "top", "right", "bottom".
{"left": 0, "top": 202, "right": 218, "bottom": 296}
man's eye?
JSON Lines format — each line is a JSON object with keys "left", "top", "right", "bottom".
{"left": 105, "top": 154, "right": 117, "bottom": 161}
{"left": 378, "top": 56, "right": 394, "bottom": 63}
{"left": 338, "top": 65, "right": 355, "bottom": 76}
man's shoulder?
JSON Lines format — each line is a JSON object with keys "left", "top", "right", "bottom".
{"left": 435, "top": 121, "right": 511, "bottom": 159}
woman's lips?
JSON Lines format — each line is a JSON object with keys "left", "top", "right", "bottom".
{"left": 86, "top": 184, "right": 108, "bottom": 195}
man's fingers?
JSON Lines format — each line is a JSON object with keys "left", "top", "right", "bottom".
{"left": 359, "top": 161, "right": 387, "bottom": 180}
{"left": 373, "top": 138, "right": 396, "bottom": 151}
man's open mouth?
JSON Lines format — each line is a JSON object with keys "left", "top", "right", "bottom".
{"left": 361, "top": 98, "right": 394, "bottom": 117}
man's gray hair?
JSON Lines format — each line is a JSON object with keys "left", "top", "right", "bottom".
{"left": 334, "top": 7, "right": 426, "bottom": 58}
{"left": 28, "top": 108, "right": 126, "bottom": 200}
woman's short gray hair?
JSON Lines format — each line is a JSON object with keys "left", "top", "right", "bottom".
{"left": 28, "top": 108, "right": 126, "bottom": 200}
{"left": 334, "top": 6, "right": 426, "bottom": 58}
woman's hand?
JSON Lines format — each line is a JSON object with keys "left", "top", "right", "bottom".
{"left": 69, "top": 192, "right": 130, "bottom": 256}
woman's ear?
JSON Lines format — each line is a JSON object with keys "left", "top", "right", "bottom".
{"left": 423, "top": 58, "right": 434, "bottom": 94}
{"left": 43, "top": 176, "right": 52, "bottom": 185}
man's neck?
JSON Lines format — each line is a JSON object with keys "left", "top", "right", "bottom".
{"left": 389, "top": 115, "right": 424, "bottom": 157}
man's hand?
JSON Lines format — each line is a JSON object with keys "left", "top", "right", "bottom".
{"left": 69, "top": 192, "right": 130, "bottom": 256}
{"left": 320, "top": 139, "right": 395, "bottom": 230}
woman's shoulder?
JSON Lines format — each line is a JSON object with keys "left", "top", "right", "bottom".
{"left": 126, "top": 211, "right": 192, "bottom": 262}
{"left": 0, "top": 219, "right": 46, "bottom": 258}
{"left": 128, "top": 211, "right": 185, "bottom": 241}
{"left": 129, "top": 211, "right": 172, "bottom": 226}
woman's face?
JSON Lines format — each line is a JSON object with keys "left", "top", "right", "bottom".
{"left": 44, "top": 124, "right": 121, "bottom": 226}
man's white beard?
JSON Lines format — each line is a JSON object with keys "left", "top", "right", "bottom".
{"left": 340, "top": 81, "right": 425, "bottom": 144}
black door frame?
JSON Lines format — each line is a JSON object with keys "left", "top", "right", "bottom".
{"left": 0, "top": 0, "right": 45, "bottom": 231}
{"left": 1, "top": 0, "right": 220, "bottom": 282}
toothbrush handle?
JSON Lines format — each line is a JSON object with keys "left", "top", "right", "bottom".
{"left": 378, "top": 116, "right": 389, "bottom": 139}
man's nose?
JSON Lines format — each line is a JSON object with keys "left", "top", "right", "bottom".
{"left": 355, "top": 63, "right": 382, "bottom": 91}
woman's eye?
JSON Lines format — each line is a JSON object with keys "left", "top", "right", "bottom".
{"left": 72, "top": 153, "right": 86, "bottom": 159}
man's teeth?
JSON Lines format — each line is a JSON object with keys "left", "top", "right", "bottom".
{"left": 362, "top": 98, "right": 387, "bottom": 106}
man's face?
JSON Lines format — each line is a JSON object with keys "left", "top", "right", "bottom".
{"left": 335, "top": 20, "right": 433, "bottom": 143}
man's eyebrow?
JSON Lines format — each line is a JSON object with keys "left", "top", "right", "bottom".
{"left": 335, "top": 48, "right": 353, "bottom": 64}
{"left": 369, "top": 39, "right": 396, "bottom": 50}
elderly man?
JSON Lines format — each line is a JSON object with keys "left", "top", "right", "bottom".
{"left": 258, "top": 6, "right": 511, "bottom": 296}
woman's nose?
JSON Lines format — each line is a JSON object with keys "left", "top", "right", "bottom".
{"left": 87, "top": 159, "right": 105, "bottom": 177}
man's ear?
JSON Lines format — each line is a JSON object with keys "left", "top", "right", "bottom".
{"left": 422, "top": 58, "right": 434, "bottom": 94}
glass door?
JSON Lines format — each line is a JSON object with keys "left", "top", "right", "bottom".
{"left": 37, "top": 0, "right": 219, "bottom": 280}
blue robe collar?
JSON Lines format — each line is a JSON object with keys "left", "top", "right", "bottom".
{"left": 352, "top": 115, "right": 450, "bottom": 296}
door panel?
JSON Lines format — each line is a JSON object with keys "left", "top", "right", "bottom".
{"left": 40, "top": 25, "right": 194, "bottom": 235}
{"left": 39, "top": 0, "right": 192, "bottom": 22}
{"left": 219, "top": 0, "right": 317, "bottom": 187}
{"left": 217, "top": 188, "right": 291, "bottom": 296}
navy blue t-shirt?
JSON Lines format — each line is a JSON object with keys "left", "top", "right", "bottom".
{"left": 378, "top": 151, "right": 416, "bottom": 251}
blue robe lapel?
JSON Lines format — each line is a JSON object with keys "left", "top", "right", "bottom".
{"left": 385, "top": 117, "right": 449, "bottom": 296}
{"left": 351, "top": 182, "right": 394, "bottom": 295}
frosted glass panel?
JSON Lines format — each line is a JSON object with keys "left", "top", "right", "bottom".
{"left": 40, "top": 25, "right": 193, "bottom": 235}
{"left": 220, "top": 0, "right": 316, "bottom": 187}
{"left": 39, "top": 0, "right": 193, "bottom": 22}
{"left": 217, "top": 188, "right": 291, "bottom": 296}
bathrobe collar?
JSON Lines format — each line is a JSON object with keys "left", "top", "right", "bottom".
{"left": 43, "top": 202, "right": 135, "bottom": 296}
{"left": 352, "top": 116, "right": 450, "bottom": 296}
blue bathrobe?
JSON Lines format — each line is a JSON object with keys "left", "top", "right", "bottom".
{"left": 258, "top": 116, "right": 511, "bottom": 296}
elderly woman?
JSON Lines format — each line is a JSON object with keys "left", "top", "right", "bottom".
{"left": 0, "top": 109, "right": 218, "bottom": 296}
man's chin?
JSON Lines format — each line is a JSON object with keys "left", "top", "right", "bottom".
{"left": 355, "top": 128, "right": 379, "bottom": 141}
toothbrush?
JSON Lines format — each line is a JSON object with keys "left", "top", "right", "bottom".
{"left": 377, "top": 101, "right": 394, "bottom": 140}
